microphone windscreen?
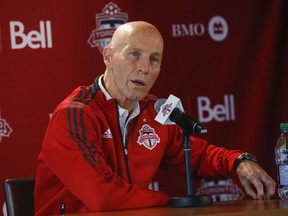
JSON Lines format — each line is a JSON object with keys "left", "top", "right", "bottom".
{"left": 154, "top": 98, "right": 167, "bottom": 113}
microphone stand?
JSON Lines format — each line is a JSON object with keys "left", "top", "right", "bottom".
{"left": 169, "top": 128, "right": 213, "bottom": 207}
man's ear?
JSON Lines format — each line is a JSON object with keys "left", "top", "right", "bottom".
{"left": 103, "top": 47, "right": 112, "bottom": 66}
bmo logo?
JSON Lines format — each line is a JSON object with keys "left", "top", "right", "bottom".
{"left": 10, "top": 21, "right": 53, "bottom": 49}
{"left": 197, "top": 95, "right": 235, "bottom": 122}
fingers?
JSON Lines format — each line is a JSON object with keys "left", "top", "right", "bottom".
{"left": 244, "top": 174, "right": 276, "bottom": 200}
{"left": 236, "top": 161, "right": 276, "bottom": 199}
{"left": 241, "top": 178, "right": 257, "bottom": 199}
{"left": 260, "top": 175, "right": 276, "bottom": 199}
{"left": 251, "top": 176, "right": 264, "bottom": 199}
{"left": 252, "top": 172, "right": 276, "bottom": 199}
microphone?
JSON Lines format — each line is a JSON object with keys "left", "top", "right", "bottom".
{"left": 154, "top": 98, "right": 207, "bottom": 134}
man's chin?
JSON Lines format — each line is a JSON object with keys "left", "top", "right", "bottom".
{"left": 127, "top": 90, "right": 148, "bottom": 101}
{"left": 127, "top": 94, "right": 146, "bottom": 102}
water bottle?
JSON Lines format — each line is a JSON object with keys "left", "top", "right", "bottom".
{"left": 275, "top": 123, "right": 288, "bottom": 199}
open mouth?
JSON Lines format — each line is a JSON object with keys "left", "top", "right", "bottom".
{"left": 131, "top": 79, "right": 146, "bottom": 87}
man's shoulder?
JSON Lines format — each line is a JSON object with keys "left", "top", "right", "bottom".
{"left": 54, "top": 85, "right": 102, "bottom": 112}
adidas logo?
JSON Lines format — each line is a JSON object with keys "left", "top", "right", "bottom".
{"left": 102, "top": 129, "right": 112, "bottom": 138}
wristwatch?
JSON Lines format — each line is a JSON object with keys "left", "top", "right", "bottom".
{"left": 233, "top": 152, "right": 257, "bottom": 171}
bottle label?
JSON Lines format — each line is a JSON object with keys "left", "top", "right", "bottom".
{"left": 278, "top": 164, "right": 288, "bottom": 187}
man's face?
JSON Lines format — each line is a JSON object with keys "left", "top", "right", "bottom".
{"left": 104, "top": 27, "right": 163, "bottom": 102}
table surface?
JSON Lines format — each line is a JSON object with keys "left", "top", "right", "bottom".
{"left": 65, "top": 199, "right": 288, "bottom": 216}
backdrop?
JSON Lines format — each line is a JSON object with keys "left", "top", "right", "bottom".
{"left": 0, "top": 0, "right": 287, "bottom": 214}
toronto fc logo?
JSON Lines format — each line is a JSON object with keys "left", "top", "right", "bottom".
{"left": 0, "top": 110, "right": 13, "bottom": 143}
{"left": 137, "top": 124, "right": 160, "bottom": 150}
{"left": 87, "top": 2, "right": 128, "bottom": 53}
{"left": 161, "top": 103, "right": 173, "bottom": 117}
{"left": 195, "top": 179, "right": 245, "bottom": 201}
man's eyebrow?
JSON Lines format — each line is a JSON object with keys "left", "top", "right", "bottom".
{"left": 151, "top": 52, "right": 162, "bottom": 58}
{"left": 152, "top": 52, "right": 162, "bottom": 56}
{"left": 126, "top": 47, "right": 162, "bottom": 57}
{"left": 126, "top": 46, "right": 142, "bottom": 51}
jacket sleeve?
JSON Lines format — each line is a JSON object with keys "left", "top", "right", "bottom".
{"left": 160, "top": 126, "right": 242, "bottom": 179}
{"left": 42, "top": 105, "right": 168, "bottom": 212}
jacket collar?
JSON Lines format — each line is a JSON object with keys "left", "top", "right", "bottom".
{"left": 91, "top": 75, "right": 157, "bottom": 112}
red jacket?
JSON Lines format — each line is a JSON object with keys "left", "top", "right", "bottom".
{"left": 34, "top": 77, "right": 242, "bottom": 215}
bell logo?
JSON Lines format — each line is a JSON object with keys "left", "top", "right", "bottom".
{"left": 10, "top": 21, "right": 53, "bottom": 49}
{"left": 197, "top": 95, "right": 235, "bottom": 122}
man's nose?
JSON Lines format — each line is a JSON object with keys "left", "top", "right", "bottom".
{"left": 136, "top": 58, "right": 149, "bottom": 73}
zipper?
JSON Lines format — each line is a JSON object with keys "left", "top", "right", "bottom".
{"left": 114, "top": 100, "right": 151, "bottom": 184}
{"left": 115, "top": 100, "right": 133, "bottom": 184}
{"left": 124, "top": 147, "right": 132, "bottom": 183}
{"left": 121, "top": 101, "right": 151, "bottom": 183}
{"left": 60, "top": 202, "right": 65, "bottom": 214}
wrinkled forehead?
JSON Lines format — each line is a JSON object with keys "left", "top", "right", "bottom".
{"left": 111, "top": 25, "right": 164, "bottom": 55}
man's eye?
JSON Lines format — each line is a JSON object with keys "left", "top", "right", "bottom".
{"left": 130, "top": 51, "right": 140, "bottom": 58}
{"left": 150, "top": 56, "right": 160, "bottom": 65}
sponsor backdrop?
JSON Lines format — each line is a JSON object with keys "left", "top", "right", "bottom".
{"left": 0, "top": 0, "right": 287, "bottom": 214}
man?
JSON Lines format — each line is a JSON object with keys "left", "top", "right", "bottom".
{"left": 34, "top": 21, "right": 275, "bottom": 215}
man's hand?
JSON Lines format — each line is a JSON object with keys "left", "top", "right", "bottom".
{"left": 236, "top": 161, "right": 276, "bottom": 199}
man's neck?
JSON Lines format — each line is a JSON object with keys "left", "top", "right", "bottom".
{"left": 117, "top": 99, "right": 137, "bottom": 113}
{"left": 99, "top": 74, "right": 137, "bottom": 113}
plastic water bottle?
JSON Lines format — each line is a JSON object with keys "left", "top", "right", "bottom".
{"left": 275, "top": 123, "right": 288, "bottom": 199}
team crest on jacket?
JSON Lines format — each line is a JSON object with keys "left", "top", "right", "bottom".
{"left": 137, "top": 124, "right": 160, "bottom": 150}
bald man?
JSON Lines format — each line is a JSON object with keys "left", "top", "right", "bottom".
{"left": 34, "top": 21, "right": 275, "bottom": 215}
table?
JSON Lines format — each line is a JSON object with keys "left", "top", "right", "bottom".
{"left": 66, "top": 199, "right": 288, "bottom": 216}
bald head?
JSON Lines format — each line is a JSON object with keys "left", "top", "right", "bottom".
{"left": 102, "top": 21, "right": 164, "bottom": 110}
{"left": 109, "top": 21, "right": 164, "bottom": 51}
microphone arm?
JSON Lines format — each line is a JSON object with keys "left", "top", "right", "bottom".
{"left": 154, "top": 97, "right": 212, "bottom": 207}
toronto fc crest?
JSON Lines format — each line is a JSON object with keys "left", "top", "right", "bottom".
{"left": 0, "top": 109, "right": 13, "bottom": 143}
{"left": 87, "top": 2, "right": 128, "bottom": 53}
{"left": 137, "top": 124, "right": 160, "bottom": 150}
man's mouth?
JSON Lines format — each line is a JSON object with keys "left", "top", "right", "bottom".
{"left": 131, "top": 79, "right": 146, "bottom": 87}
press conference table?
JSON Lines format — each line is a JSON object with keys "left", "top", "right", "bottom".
{"left": 65, "top": 199, "right": 288, "bottom": 216}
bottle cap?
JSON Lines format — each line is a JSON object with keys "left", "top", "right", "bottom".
{"left": 280, "top": 123, "right": 288, "bottom": 130}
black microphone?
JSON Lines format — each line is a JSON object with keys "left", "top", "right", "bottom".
{"left": 154, "top": 99, "right": 207, "bottom": 134}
